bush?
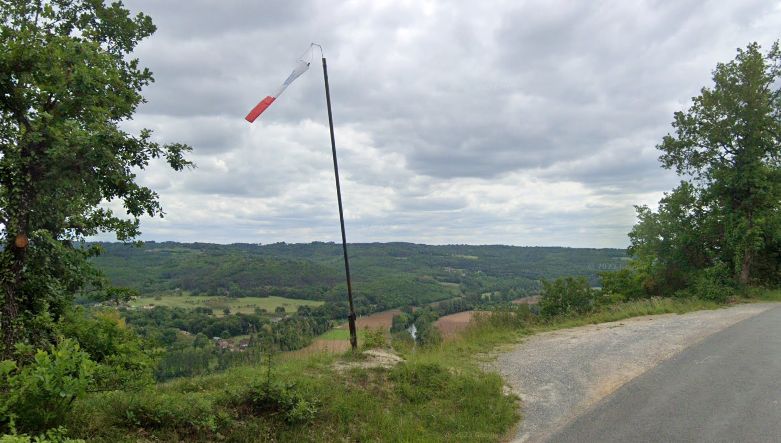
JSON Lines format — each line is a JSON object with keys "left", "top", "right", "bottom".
{"left": 479, "top": 303, "right": 534, "bottom": 330}
{"left": 0, "top": 340, "right": 95, "bottom": 434}
{"left": 539, "top": 276, "right": 597, "bottom": 318}
{"left": 676, "top": 264, "right": 736, "bottom": 302}
{"left": 390, "top": 331, "right": 415, "bottom": 353}
{"left": 57, "top": 309, "right": 155, "bottom": 390}
{"left": 241, "top": 380, "right": 318, "bottom": 424}
{"left": 0, "top": 427, "right": 84, "bottom": 443}
{"left": 119, "top": 392, "right": 219, "bottom": 432}
{"left": 415, "top": 322, "right": 442, "bottom": 348}
{"left": 599, "top": 268, "right": 646, "bottom": 300}
{"left": 361, "top": 327, "right": 386, "bottom": 350}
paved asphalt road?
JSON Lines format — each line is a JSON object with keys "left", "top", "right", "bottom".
{"left": 550, "top": 305, "right": 781, "bottom": 443}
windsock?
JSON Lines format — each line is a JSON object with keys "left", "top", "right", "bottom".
{"left": 245, "top": 59, "right": 310, "bottom": 122}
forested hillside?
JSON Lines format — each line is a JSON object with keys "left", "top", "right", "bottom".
{"left": 91, "top": 241, "right": 627, "bottom": 313}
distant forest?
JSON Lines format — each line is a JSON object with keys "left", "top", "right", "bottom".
{"left": 90, "top": 242, "right": 627, "bottom": 314}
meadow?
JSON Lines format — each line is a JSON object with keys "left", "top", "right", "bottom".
{"left": 128, "top": 294, "right": 323, "bottom": 316}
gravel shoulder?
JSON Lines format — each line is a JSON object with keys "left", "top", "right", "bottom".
{"left": 487, "top": 303, "right": 778, "bottom": 443}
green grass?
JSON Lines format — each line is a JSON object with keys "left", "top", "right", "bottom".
{"left": 748, "top": 288, "right": 781, "bottom": 301}
{"left": 128, "top": 294, "right": 323, "bottom": 316}
{"left": 68, "top": 349, "right": 519, "bottom": 442}
{"left": 317, "top": 328, "right": 373, "bottom": 341}
{"left": 537, "top": 297, "right": 723, "bottom": 331}
{"left": 66, "top": 292, "right": 778, "bottom": 442}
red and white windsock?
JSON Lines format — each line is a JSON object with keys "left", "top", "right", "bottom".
{"left": 245, "top": 59, "right": 311, "bottom": 123}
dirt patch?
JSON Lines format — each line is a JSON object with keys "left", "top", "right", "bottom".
{"left": 334, "top": 309, "right": 401, "bottom": 333}
{"left": 333, "top": 349, "right": 404, "bottom": 372}
{"left": 435, "top": 310, "right": 480, "bottom": 339}
{"left": 357, "top": 309, "right": 401, "bottom": 330}
{"left": 512, "top": 295, "right": 540, "bottom": 305}
{"left": 488, "top": 303, "right": 778, "bottom": 443}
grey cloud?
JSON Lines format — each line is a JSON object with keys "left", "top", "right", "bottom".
{"left": 112, "top": 0, "right": 781, "bottom": 248}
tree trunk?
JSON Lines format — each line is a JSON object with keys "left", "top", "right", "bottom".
{"left": 739, "top": 248, "right": 752, "bottom": 286}
{"left": 1, "top": 283, "right": 20, "bottom": 360}
{"left": 1, "top": 244, "right": 25, "bottom": 360}
{"left": 738, "top": 211, "right": 755, "bottom": 286}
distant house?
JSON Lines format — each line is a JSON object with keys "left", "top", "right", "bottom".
{"left": 216, "top": 339, "right": 232, "bottom": 350}
{"left": 239, "top": 338, "right": 251, "bottom": 349}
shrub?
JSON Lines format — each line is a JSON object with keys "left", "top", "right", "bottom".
{"left": 0, "top": 426, "right": 84, "bottom": 443}
{"left": 241, "top": 380, "right": 318, "bottom": 424}
{"left": 361, "top": 327, "right": 386, "bottom": 350}
{"left": 390, "top": 331, "right": 415, "bottom": 353}
{"left": 479, "top": 303, "right": 534, "bottom": 330}
{"left": 415, "top": 322, "right": 442, "bottom": 348}
{"left": 119, "top": 392, "right": 219, "bottom": 432}
{"left": 57, "top": 309, "right": 155, "bottom": 391}
{"left": 0, "top": 340, "right": 95, "bottom": 434}
{"left": 599, "top": 268, "right": 646, "bottom": 300}
{"left": 539, "top": 276, "right": 597, "bottom": 318}
{"left": 676, "top": 263, "right": 736, "bottom": 302}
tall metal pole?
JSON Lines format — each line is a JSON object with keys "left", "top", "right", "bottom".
{"left": 322, "top": 57, "right": 358, "bottom": 350}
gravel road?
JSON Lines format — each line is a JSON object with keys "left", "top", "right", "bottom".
{"left": 488, "top": 303, "right": 778, "bottom": 443}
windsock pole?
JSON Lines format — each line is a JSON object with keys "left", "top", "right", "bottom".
{"left": 321, "top": 55, "right": 358, "bottom": 351}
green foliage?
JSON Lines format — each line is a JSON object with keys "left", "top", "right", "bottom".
{"left": 0, "top": 340, "right": 94, "bottom": 434}
{"left": 599, "top": 268, "right": 645, "bottom": 300}
{"left": 674, "top": 264, "right": 736, "bottom": 302}
{"left": 416, "top": 321, "right": 443, "bottom": 348}
{"left": 630, "top": 41, "right": 781, "bottom": 295}
{"left": 539, "top": 277, "right": 597, "bottom": 318}
{"left": 390, "top": 307, "right": 443, "bottom": 347}
{"left": 360, "top": 327, "right": 386, "bottom": 350}
{"left": 0, "top": 0, "right": 191, "bottom": 356}
{"left": 56, "top": 308, "right": 154, "bottom": 390}
{"left": 241, "top": 380, "right": 319, "bottom": 424}
{"left": 0, "top": 426, "right": 83, "bottom": 443}
{"left": 479, "top": 303, "right": 535, "bottom": 331}
{"left": 90, "top": 241, "right": 627, "bottom": 312}
{"left": 119, "top": 392, "right": 220, "bottom": 433}
{"left": 390, "top": 330, "right": 416, "bottom": 352}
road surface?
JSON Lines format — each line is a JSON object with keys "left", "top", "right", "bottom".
{"left": 550, "top": 305, "right": 781, "bottom": 442}
{"left": 490, "top": 303, "right": 776, "bottom": 442}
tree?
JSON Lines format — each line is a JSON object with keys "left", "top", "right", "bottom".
{"left": 539, "top": 276, "right": 595, "bottom": 318}
{"left": 628, "top": 182, "right": 715, "bottom": 295}
{"left": 656, "top": 42, "right": 781, "bottom": 285}
{"left": 0, "top": 1, "right": 191, "bottom": 357}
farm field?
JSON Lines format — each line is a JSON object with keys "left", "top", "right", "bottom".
{"left": 435, "top": 310, "right": 482, "bottom": 339}
{"left": 128, "top": 294, "right": 323, "bottom": 315}
{"left": 303, "top": 309, "right": 403, "bottom": 352}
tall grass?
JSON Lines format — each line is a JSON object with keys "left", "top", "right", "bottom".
{"left": 68, "top": 341, "right": 518, "bottom": 442}
{"left": 64, "top": 292, "right": 775, "bottom": 442}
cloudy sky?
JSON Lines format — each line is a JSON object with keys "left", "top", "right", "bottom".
{"left": 115, "top": 0, "right": 780, "bottom": 248}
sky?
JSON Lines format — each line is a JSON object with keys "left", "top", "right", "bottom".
{"left": 113, "top": 0, "right": 781, "bottom": 248}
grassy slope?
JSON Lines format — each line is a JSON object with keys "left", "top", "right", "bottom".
{"left": 67, "top": 294, "right": 774, "bottom": 442}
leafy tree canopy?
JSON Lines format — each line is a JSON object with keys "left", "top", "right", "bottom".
{"left": 627, "top": 41, "right": 781, "bottom": 294}
{"left": 0, "top": 0, "right": 191, "bottom": 357}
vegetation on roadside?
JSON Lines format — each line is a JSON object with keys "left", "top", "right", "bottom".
{"left": 607, "top": 42, "right": 781, "bottom": 299}
{"left": 0, "top": 0, "right": 778, "bottom": 440}
{"left": 62, "top": 341, "right": 519, "bottom": 442}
